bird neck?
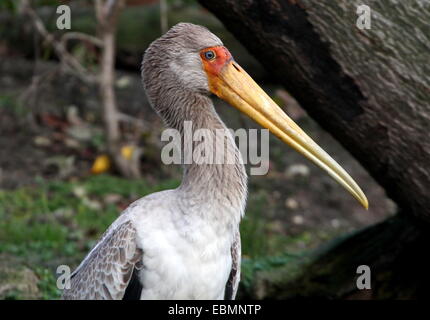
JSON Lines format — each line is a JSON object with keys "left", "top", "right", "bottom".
{"left": 156, "top": 89, "right": 248, "bottom": 221}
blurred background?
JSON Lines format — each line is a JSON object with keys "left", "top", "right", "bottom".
{"left": 0, "top": 0, "right": 393, "bottom": 299}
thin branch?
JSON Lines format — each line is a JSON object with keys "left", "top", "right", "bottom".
{"left": 21, "top": 0, "right": 141, "bottom": 178}
{"left": 117, "top": 112, "right": 148, "bottom": 129}
{"left": 18, "top": 68, "right": 58, "bottom": 104}
{"left": 22, "top": 0, "right": 97, "bottom": 84}
{"left": 60, "top": 32, "right": 104, "bottom": 49}
{"left": 95, "top": 0, "right": 125, "bottom": 28}
{"left": 160, "top": 0, "right": 168, "bottom": 34}
{"left": 108, "top": 0, "right": 126, "bottom": 21}
{"left": 95, "top": 0, "right": 105, "bottom": 27}
{"left": 105, "top": 0, "right": 118, "bottom": 19}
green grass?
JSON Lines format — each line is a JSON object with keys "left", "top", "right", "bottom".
{"left": 240, "top": 252, "right": 305, "bottom": 291}
{"left": 0, "top": 174, "right": 181, "bottom": 299}
{"left": 240, "top": 190, "right": 280, "bottom": 258}
{"left": 0, "top": 174, "right": 312, "bottom": 299}
{"left": 0, "top": 175, "right": 180, "bottom": 252}
{"left": 0, "top": 94, "right": 26, "bottom": 117}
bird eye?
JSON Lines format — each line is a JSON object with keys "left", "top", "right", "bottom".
{"left": 204, "top": 50, "right": 216, "bottom": 60}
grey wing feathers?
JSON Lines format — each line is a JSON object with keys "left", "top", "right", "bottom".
{"left": 62, "top": 220, "right": 143, "bottom": 300}
{"left": 224, "top": 230, "right": 241, "bottom": 300}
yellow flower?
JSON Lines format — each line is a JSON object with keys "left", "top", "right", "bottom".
{"left": 91, "top": 155, "right": 111, "bottom": 174}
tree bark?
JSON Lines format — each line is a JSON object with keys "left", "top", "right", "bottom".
{"left": 199, "top": 0, "right": 430, "bottom": 299}
{"left": 198, "top": 0, "right": 430, "bottom": 221}
{"left": 96, "top": 0, "right": 141, "bottom": 178}
{"left": 242, "top": 214, "right": 430, "bottom": 299}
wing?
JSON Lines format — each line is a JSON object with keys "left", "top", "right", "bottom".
{"left": 224, "top": 230, "right": 241, "bottom": 300}
{"left": 62, "top": 220, "right": 143, "bottom": 300}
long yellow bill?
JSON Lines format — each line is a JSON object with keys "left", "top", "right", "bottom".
{"left": 209, "top": 60, "right": 368, "bottom": 209}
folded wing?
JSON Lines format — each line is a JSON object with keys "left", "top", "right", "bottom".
{"left": 62, "top": 220, "right": 143, "bottom": 300}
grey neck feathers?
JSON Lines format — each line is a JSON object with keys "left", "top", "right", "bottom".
{"left": 148, "top": 85, "right": 248, "bottom": 216}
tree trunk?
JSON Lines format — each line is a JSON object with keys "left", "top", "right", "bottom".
{"left": 96, "top": 0, "right": 141, "bottom": 178}
{"left": 198, "top": 0, "right": 430, "bottom": 221}
{"left": 198, "top": 0, "right": 430, "bottom": 299}
{"left": 243, "top": 214, "right": 430, "bottom": 299}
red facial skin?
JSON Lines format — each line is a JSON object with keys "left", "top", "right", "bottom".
{"left": 200, "top": 46, "right": 234, "bottom": 96}
{"left": 200, "top": 46, "right": 233, "bottom": 77}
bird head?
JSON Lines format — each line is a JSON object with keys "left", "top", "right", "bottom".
{"left": 142, "top": 23, "right": 368, "bottom": 209}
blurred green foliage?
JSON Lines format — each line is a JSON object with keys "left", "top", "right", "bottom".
{"left": 0, "top": 94, "right": 26, "bottom": 117}
{"left": 0, "top": 175, "right": 180, "bottom": 253}
{"left": 0, "top": 173, "right": 291, "bottom": 259}
{"left": 0, "top": 0, "right": 19, "bottom": 13}
{"left": 0, "top": 174, "right": 304, "bottom": 299}
{"left": 0, "top": 174, "right": 179, "bottom": 298}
